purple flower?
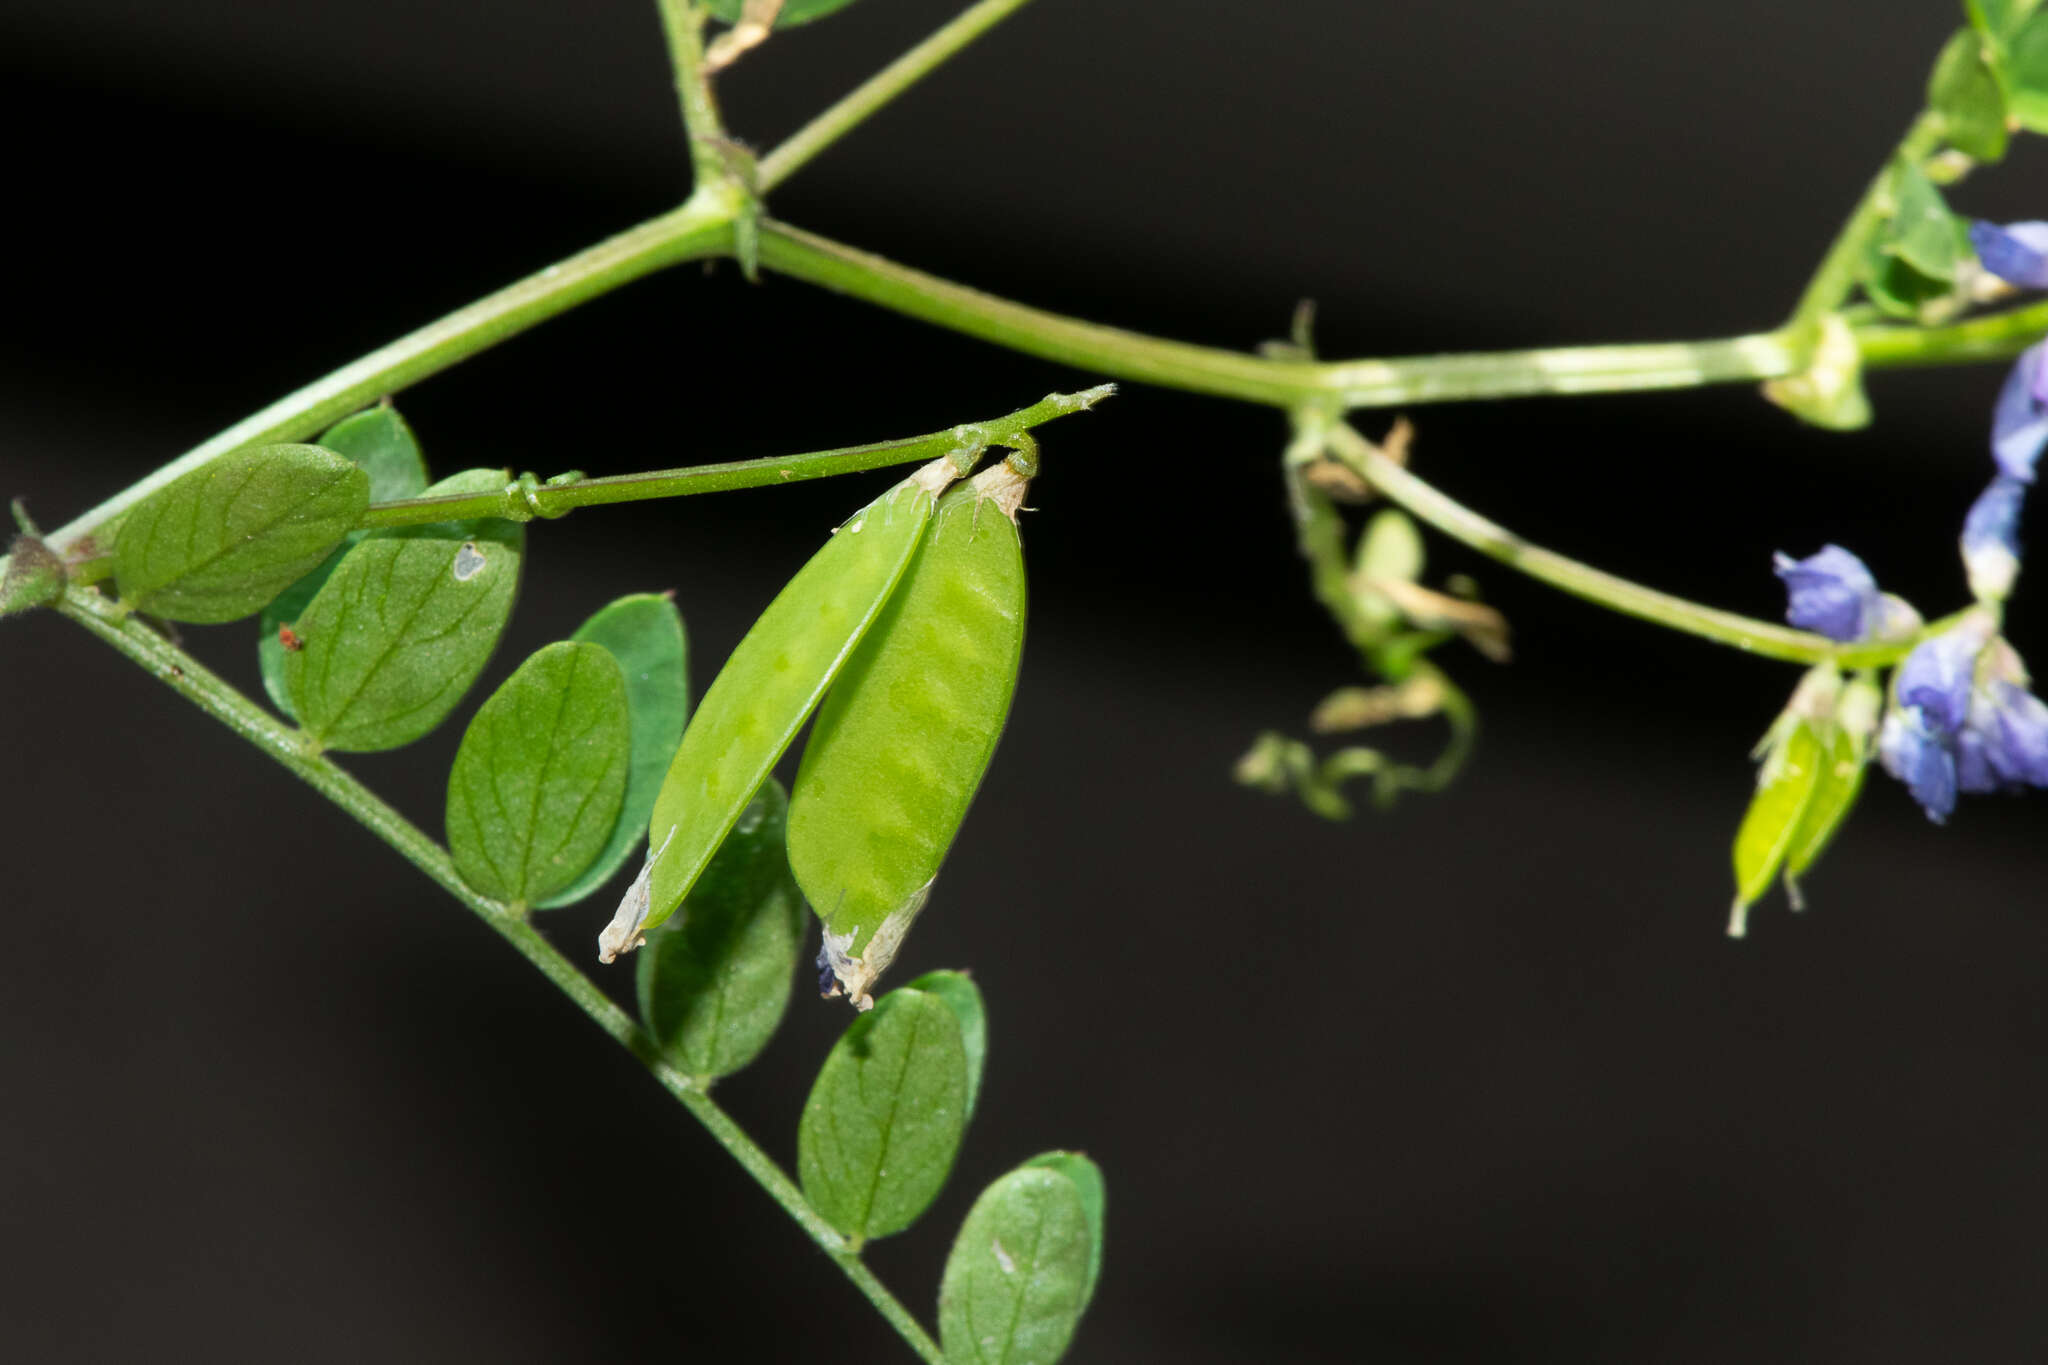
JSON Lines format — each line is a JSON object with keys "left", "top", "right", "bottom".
{"left": 1773, "top": 545, "right": 1882, "bottom": 641}
{"left": 1992, "top": 340, "right": 2048, "bottom": 484}
{"left": 1895, "top": 617, "right": 1993, "bottom": 732}
{"left": 1880, "top": 621, "right": 2048, "bottom": 819}
{"left": 1962, "top": 474, "right": 2026, "bottom": 601}
{"left": 1970, "top": 220, "right": 2048, "bottom": 291}
{"left": 1880, "top": 705, "right": 1958, "bottom": 822}
{"left": 1977, "top": 680, "right": 2048, "bottom": 787}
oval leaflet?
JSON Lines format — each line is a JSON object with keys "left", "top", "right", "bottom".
{"left": 114, "top": 443, "right": 368, "bottom": 624}
{"left": 538, "top": 593, "right": 691, "bottom": 909}
{"left": 938, "top": 1155, "right": 1101, "bottom": 1365}
{"left": 636, "top": 779, "right": 804, "bottom": 1081}
{"left": 259, "top": 405, "right": 432, "bottom": 718}
{"left": 445, "top": 641, "right": 631, "bottom": 908}
{"left": 283, "top": 468, "right": 524, "bottom": 752}
{"left": 796, "top": 985, "right": 970, "bottom": 1244}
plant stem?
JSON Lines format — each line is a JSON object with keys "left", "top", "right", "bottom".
{"left": 53, "top": 584, "right": 945, "bottom": 1365}
{"left": 30, "top": 189, "right": 2046, "bottom": 571}
{"left": 658, "top": 1086, "right": 943, "bottom": 1363}
{"left": 355, "top": 386, "right": 1112, "bottom": 528}
{"left": 1318, "top": 421, "right": 1934, "bottom": 668}
{"left": 653, "top": 0, "right": 737, "bottom": 191}
{"left": 756, "top": 0, "right": 1040, "bottom": 191}
{"left": 1783, "top": 112, "right": 1945, "bottom": 347}
{"left": 754, "top": 219, "right": 2042, "bottom": 410}
{"left": 1854, "top": 297, "right": 2048, "bottom": 368}
{"left": 24, "top": 134, "right": 2044, "bottom": 580}
{"left": 43, "top": 202, "right": 736, "bottom": 558}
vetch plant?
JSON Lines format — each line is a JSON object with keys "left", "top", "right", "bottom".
{"left": 8, "top": 1, "right": 2048, "bottom": 1359}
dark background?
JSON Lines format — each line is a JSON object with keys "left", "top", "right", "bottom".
{"left": 5, "top": 2, "right": 2046, "bottom": 1360}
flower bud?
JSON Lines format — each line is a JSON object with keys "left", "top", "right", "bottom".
{"left": 1992, "top": 340, "right": 2047, "bottom": 484}
{"left": 1961, "top": 475, "right": 2026, "bottom": 602}
{"left": 1968, "top": 220, "right": 2048, "bottom": 291}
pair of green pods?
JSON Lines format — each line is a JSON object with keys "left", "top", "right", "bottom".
{"left": 602, "top": 451, "right": 1032, "bottom": 1009}
{"left": 1728, "top": 665, "right": 1879, "bottom": 936}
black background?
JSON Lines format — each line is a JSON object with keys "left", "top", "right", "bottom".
{"left": 5, "top": 2, "right": 2047, "bottom": 1360}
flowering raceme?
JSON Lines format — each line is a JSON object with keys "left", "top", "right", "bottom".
{"left": 1881, "top": 619, "right": 2048, "bottom": 820}
{"left": 1767, "top": 226, "right": 2048, "bottom": 824}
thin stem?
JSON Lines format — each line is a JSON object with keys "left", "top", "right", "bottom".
{"left": 356, "top": 385, "right": 1113, "bottom": 529}
{"left": 1784, "top": 112, "right": 1945, "bottom": 346}
{"left": 756, "top": 0, "right": 1040, "bottom": 192}
{"left": 754, "top": 220, "right": 2043, "bottom": 411}
{"left": 1318, "top": 421, "right": 1931, "bottom": 668}
{"left": 30, "top": 201, "right": 2046, "bottom": 575}
{"left": 1854, "top": 297, "right": 2048, "bottom": 368}
{"left": 43, "top": 202, "right": 736, "bottom": 557}
{"left": 659, "top": 1086, "right": 943, "bottom": 1363}
{"left": 654, "top": 0, "right": 737, "bottom": 191}
{"left": 54, "top": 584, "right": 944, "bottom": 1365}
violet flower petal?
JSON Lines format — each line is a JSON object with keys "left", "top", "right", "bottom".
{"left": 1773, "top": 544, "right": 1880, "bottom": 641}
{"left": 1969, "top": 220, "right": 2048, "bottom": 290}
{"left": 1991, "top": 341, "right": 2048, "bottom": 484}
{"left": 1879, "top": 706, "right": 1958, "bottom": 822}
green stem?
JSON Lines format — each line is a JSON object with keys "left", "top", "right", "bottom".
{"left": 53, "top": 584, "right": 944, "bottom": 1365}
{"left": 756, "top": 0, "right": 1040, "bottom": 192}
{"left": 1318, "top": 421, "right": 1935, "bottom": 668}
{"left": 356, "top": 386, "right": 1112, "bottom": 529}
{"left": 1784, "top": 111, "right": 1945, "bottom": 346}
{"left": 755, "top": 219, "right": 2042, "bottom": 410}
{"left": 660, "top": 1087, "right": 943, "bottom": 1363}
{"left": 32, "top": 201, "right": 2046, "bottom": 571}
{"left": 1854, "top": 297, "right": 2048, "bottom": 368}
{"left": 654, "top": 0, "right": 737, "bottom": 191}
{"left": 43, "top": 202, "right": 736, "bottom": 557}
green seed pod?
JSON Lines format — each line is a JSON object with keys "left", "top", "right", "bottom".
{"left": 598, "top": 460, "right": 963, "bottom": 963}
{"left": 1729, "top": 664, "right": 1865, "bottom": 937}
{"left": 1781, "top": 669, "right": 1880, "bottom": 905}
{"left": 790, "top": 456, "right": 1031, "bottom": 1009}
